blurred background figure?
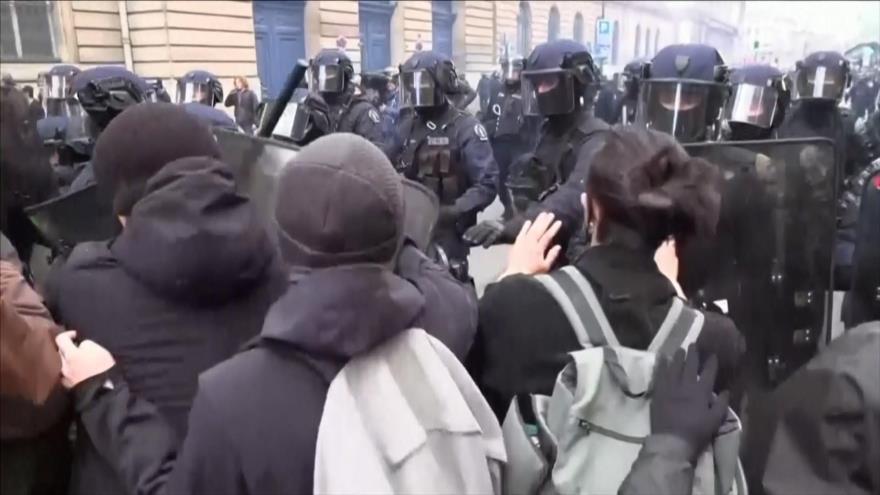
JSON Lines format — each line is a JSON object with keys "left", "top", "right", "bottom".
{"left": 225, "top": 76, "right": 260, "bottom": 135}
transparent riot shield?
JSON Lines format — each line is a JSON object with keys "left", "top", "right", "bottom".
{"left": 214, "top": 130, "right": 440, "bottom": 252}
{"left": 24, "top": 183, "right": 120, "bottom": 257}
{"left": 679, "top": 138, "right": 838, "bottom": 386}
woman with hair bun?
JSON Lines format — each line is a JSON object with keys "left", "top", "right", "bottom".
{"left": 469, "top": 127, "right": 745, "bottom": 418}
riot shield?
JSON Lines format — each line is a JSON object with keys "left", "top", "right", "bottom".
{"left": 214, "top": 130, "right": 440, "bottom": 252}
{"left": 679, "top": 138, "right": 838, "bottom": 386}
{"left": 25, "top": 183, "right": 120, "bottom": 255}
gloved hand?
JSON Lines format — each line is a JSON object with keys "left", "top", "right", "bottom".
{"left": 463, "top": 218, "right": 521, "bottom": 248}
{"left": 304, "top": 94, "right": 330, "bottom": 134}
{"left": 650, "top": 345, "right": 729, "bottom": 464}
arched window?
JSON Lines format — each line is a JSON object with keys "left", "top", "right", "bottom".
{"left": 548, "top": 5, "right": 560, "bottom": 41}
{"left": 654, "top": 30, "right": 660, "bottom": 56}
{"left": 573, "top": 12, "right": 584, "bottom": 44}
{"left": 634, "top": 24, "right": 641, "bottom": 58}
{"left": 612, "top": 20, "right": 620, "bottom": 64}
{"left": 645, "top": 28, "right": 651, "bottom": 57}
{"left": 517, "top": 1, "right": 532, "bottom": 55}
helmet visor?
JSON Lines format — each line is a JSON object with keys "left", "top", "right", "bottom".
{"left": 502, "top": 60, "right": 524, "bottom": 83}
{"left": 400, "top": 69, "right": 437, "bottom": 108}
{"left": 793, "top": 65, "right": 847, "bottom": 101}
{"left": 65, "top": 99, "right": 90, "bottom": 142}
{"left": 725, "top": 83, "right": 778, "bottom": 128}
{"left": 40, "top": 73, "right": 73, "bottom": 99}
{"left": 176, "top": 81, "right": 213, "bottom": 105}
{"left": 636, "top": 81, "right": 714, "bottom": 143}
{"left": 522, "top": 69, "right": 575, "bottom": 116}
{"left": 310, "top": 64, "right": 344, "bottom": 93}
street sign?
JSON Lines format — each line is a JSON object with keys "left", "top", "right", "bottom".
{"left": 595, "top": 18, "right": 613, "bottom": 60}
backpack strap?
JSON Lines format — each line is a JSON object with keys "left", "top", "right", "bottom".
{"left": 533, "top": 266, "right": 620, "bottom": 348}
{"left": 646, "top": 298, "right": 705, "bottom": 358}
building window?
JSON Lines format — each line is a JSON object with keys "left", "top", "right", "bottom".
{"left": 1, "top": 0, "right": 57, "bottom": 61}
{"left": 654, "top": 30, "right": 660, "bottom": 56}
{"left": 645, "top": 28, "right": 651, "bottom": 57}
{"left": 634, "top": 24, "right": 641, "bottom": 58}
{"left": 612, "top": 20, "right": 619, "bottom": 64}
{"left": 431, "top": 0, "right": 455, "bottom": 58}
{"left": 573, "top": 12, "right": 584, "bottom": 44}
{"left": 517, "top": 1, "right": 531, "bottom": 55}
{"left": 548, "top": 5, "right": 560, "bottom": 42}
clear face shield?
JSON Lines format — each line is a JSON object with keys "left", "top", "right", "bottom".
{"left": 636, "top": 81, "right": 717, "bottom": 143}
{"left": 309, "top": 64, "right": 345, "bottom": 94}
{"left": 400, "top": 69, "right": 438, "bottom": 108}
{"left": 792, "top": 65, "right": 847, "bottom": 101}
{"left": 176, "top": 81, "right": 213, "bottom": 105}
{"left": 502, "top": 60, "right": 524, "bottom": 84}
{"left": 521, "top": 69, "right": 576, "bottom": 116}
{"left": 724, "top": 83, "right": 778, "bottom": 129}
{"left": 64, "top": 98, "right": 91, "bottom": 142}
{"left": 39, "top": 73, "right": 72, "bottom": 100}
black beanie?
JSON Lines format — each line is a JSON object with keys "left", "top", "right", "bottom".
{"left": 92, "top": 102, "right": 222, "bottom": 216}
{"left": 274, "top": 133, "right": 403, "bottom": 268}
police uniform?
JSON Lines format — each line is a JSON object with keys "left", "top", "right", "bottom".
{"left": 299, "top": 49, "right": 386, "bottom": 154}
{"left": 482, "top": 82, "right": 540, "bottom": 218}
{"left": 397, "top": 104, "right": 498, "bottom": 266}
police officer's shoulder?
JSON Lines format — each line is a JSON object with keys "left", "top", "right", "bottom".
{"left": 64, "top": 240, "right": 117, "bottom": 272}
{"left": 456, "top": 111, "right": 490, "bottom": 143}
{"left": 351, "top": 98, "right": 382, "bottom": 124}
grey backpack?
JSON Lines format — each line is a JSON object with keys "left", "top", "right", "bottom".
{"left": 501, "top": 266, "right": 746, "bottom": 495}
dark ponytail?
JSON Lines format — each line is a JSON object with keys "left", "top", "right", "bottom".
{"left": 586, "top": 128, "right": 721, "bottom": 250}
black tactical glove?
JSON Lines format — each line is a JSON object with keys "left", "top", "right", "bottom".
{"left": 304, "top": 94, "right": 331, "bottom": 135}
{"left": 463, "top": 217, "right": 522, "bottom": 248}
{"left": 651, "top": 345, "right": 730, "bottom": 464}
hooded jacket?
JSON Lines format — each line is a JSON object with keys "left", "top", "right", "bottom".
{"left": 47, "top": 156, "right": 286, "bottom": 495}
{"left": 72, "top": 261, "right": 478, "bottom": 495}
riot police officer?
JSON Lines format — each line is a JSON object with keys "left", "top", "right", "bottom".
{"left": 723, "top": 64, "right": 789, "bottom": 141}
{"left": 614, "top": 57, "right": 649, "bottom": 126}
{"left": 175, "top": 70, "right": 223, "bottom": 107}
{"left": 481, "top": 53, "right": 539, "bottom": 220}
{"left": 144, "top": 78, "right": 172, "bottom": 103}
{"left": 465, "top": 39, "right": 608, "bottom": 253}
{"left": 64, "top": 66, "right": 149, "bottom": 191}
{"left": 593, "top": 73, "right": 623, "bottom": 124}
{"left": 35, "top": 65, "right": 81, "bottom": 151}
{"left": 361, "top": 69, "right": 401, "bottom": 153}
{"left": 395, "top": 50, "right": 498, "bottom": 280}
{"left": 636, "top": 44, "right": 730, "bottom": 143}
{"left": 295, "top": 49, "right": 385, "bottom": 152}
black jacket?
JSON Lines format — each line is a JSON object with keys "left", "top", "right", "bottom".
{"left": 47, "top": 157, "right": 287, "bottom": 495}
{"left": 468, "top": 242, "right": 746, "bottom": 419}
{"left": 224, "top": 88, "right": 259, "bottom": 128}
{"left": 71, "top": 248, "right": 478, "bottom": 495}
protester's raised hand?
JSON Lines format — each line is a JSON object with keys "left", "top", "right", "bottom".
{"left": 56, "top": 331, "right": 116, "bottom": 389}
{"left": 500, "top": 212, "right": 562, "bottom": 279}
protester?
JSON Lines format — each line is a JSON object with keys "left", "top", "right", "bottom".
{"left": 21, "top": 85, "right": 45, "bottom": 122}
{"left": 224, "top": 76, "right": 259, "bottom": 134}
{"left": 50, "top": 133, "right": 481, "bottom": 495}
{"left": 1, "top": 233, "right": 70, "bottom": 495}
{"left": 469, "top": 128, "right": 746, "bottom": 418}
{"left": 45, "top": 102, "right": 288, "bottom": 495}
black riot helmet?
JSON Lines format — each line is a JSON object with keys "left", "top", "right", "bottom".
{"left": 521, "top": 39, "right": 599, "bottom": 117}
{"left": 724, "top": 64, "right": 789, "bottom": 140}
{"left": 399, "top": 50, "right": 460, "bottom": 109}
{"left": 175, "top": 70, "right": 223, "bottom": 107}
{"left": 70, "top": 66, "right": 148, "bottom": 138}
{"left": 621, "top": 57, "right": 649, "bottom": 100}
{"left": 310, "top": 49, "right": 355, "bottom": 95}
{"left": 38, "top": 64, "right": 80, "bottom": 117}
{"left": 143, "top": 78, "right": 171, "bottom": 103}
{"left": 791, "top": 51, "right": 851, "bottom": 103}
{"left": 636, "top": 44, "right": 730, "bottom": 143}
{"left": 360, "top": 70, "right": 392, "bottom": 106}
{"left": 500, "top": 54, "right": 525, "bottom": 85}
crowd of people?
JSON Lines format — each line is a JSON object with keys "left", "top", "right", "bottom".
{"left": 1, "top": 34, "right": 878, "bottom": 495}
